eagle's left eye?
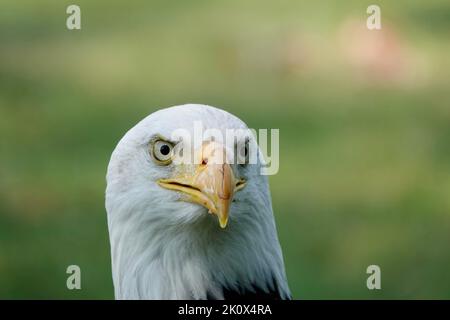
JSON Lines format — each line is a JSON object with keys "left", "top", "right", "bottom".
{"left": 152, "top": 140, "right": 174, "bottom": 165}
{"left": 236, "top": 139, "right": 250, "bottom": 166}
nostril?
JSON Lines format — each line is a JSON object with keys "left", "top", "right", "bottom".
{"left": 202, "top": 158, "right": 208, "bottom": 165}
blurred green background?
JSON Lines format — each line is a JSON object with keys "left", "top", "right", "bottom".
{"left": 0, "top": 0, "right": 449, "bottom": 299}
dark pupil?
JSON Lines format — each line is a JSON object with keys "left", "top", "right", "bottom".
{"left": 242, "top": 145, "right": 248, "bottom": 157}
{"left": 160, "top": 144, "right": 170, "bottom": 156}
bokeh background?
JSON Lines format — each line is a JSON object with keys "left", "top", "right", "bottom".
{"left": 1, "top": 0, "right": 449, "bottom": 299}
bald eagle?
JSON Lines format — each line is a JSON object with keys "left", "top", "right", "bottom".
{"left": 105, "top": 104, "right": 291, "bottom": 299}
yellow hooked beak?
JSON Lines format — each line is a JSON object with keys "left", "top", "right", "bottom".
{"left": 157, "top": 141, "right": 246, "bottom": 228}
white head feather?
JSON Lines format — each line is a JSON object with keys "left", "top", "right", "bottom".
{"left": 105, "top": 104, "right": 290, "bottom": 299}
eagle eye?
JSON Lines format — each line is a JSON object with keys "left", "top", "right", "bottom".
{"left": 151, "top": 140, "right": 174, "bottom": 165}
{"left": 237, "top": 139, "right": 250, "bottom": 166}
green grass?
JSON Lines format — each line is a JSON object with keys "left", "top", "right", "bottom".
{"left": 0, "top": 0, "right": 449, "bottom": 299}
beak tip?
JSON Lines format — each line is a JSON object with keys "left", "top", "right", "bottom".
{"left": 219, "top": 217, "right": 228, "bottom": 229}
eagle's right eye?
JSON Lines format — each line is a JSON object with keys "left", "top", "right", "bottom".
{"left": 152, "top": 140, "right": 174, "bottom": 165}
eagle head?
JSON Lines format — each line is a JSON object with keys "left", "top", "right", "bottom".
{"left": 106, "top": 104, "right": 290, "bottom": 299}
